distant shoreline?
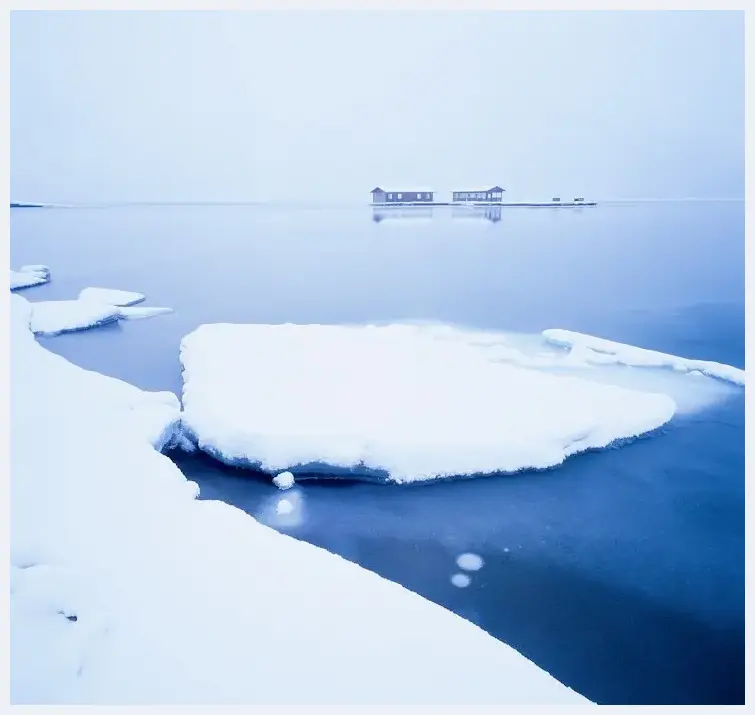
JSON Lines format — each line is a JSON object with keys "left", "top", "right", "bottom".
{"left": 9, "top": 197, "right": 744, "bottom": 210}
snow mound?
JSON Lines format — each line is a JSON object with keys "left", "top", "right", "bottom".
{"left": 78, "top": 287, "right": 145, "bottom": 307}
{"left": 180, "top": 323, "right": 677, "bottom": 483}
{"left": 542, "top": 329, "right": 745, "bottom": 386}
{"left": 10, "top": 292, "right": 587, "bottom": 704}
{"left": 29, "top": 300, "right": 121, "bottom": 336}
{"left": 273, "top": 471, "right": 295, "bottom": 490}
{"left": 11, "top": 265, "right": 51, "bottom": 291}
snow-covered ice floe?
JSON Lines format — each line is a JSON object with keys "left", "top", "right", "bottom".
{"left": 10, "top": 292, "right": 588, "bottom": 704}
{"left": 542, "top": 329, "right": 745, "bottom": 386}
{"left": 11, "top": 265, "right": 51, "bottom": 291}
{"left": 29, "top": 300, "right": 122, "bottom": 336}
{"left": 26, "top": 290, "right": 173, "bottom": 336}
{"left": 180, "top": 323, "right": 690, "bottom": 483}
{"left": 117, "top": 306, "right": 173, "bottom": 320}
{"left": 78, "top": 287, "right": 145, "bottom": 307}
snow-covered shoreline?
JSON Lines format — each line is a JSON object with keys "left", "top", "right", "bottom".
{"left": 9, "top": 291, "right": 589, "bottom": 704}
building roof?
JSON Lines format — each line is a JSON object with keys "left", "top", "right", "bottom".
{"left": 371, "top": 186, "right": 434, "bottom": 193}
{"left": 454, "top": 186, "right": 505, "bottom": 192}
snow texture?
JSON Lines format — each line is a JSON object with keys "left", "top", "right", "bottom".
{"left": 10, "top": 292, "right": 587, "bottom": 705}
{"left": 542, "top": 329, "right": 745, "bottom": 386}
{"left": 180, "top": 323, "right": 677, "bottom": 483}
{"left": 78, "top": 287, "right": 146, "bottom": 307}
{"left": 11, "top": 265, "right": 51, "bottom": 291}
{"left": 273, "top": 471, "right": 295, "bottom": 490}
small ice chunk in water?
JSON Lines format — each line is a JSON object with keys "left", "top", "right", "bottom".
{"left": 456, "top": 553, "right": 484, "bottom": 571}
{"left": 451, "top": 573, "right": 472, "bottom": 588}
{"left": 276, "top": 498, "right": 294, "bottom": 515}
{"left": 273, "top": 471, "right": 295, "bottom": 490}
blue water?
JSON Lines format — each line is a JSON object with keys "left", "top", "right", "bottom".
{"left": 11, "top": 201, "right": 744, "bottom": 704}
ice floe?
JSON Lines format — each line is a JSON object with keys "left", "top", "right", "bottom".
{"left": 78, "top": 287, "right": 146, "bottom": 306}
{"left": 25, "top": 289, "right": 172, "bottom": 336}
{"left": 10, "top": 293, "right": 587, "bottom": 704}
{"left": 10, "top": 265, "right": 51, "bottom": 291}
{"left": 29, "top": 300, "right": 122, "bottom": 336}
{"left": 117, "top": 306, "right": 173, "bottom": 320}
{"left": 179, "top": 323, "right": 679, "bottom": 483}
{"left": 542, "top": 329, "right": 745, "bottom": 386}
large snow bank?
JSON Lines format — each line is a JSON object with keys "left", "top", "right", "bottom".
{"left": 180, "top": 323, "right": 677, "bottom": 483}
{"left": 11, "top": 265, "right": 51, "bottom": 290}
{"left": 542, "top": 329, "right": 745, "bottom": 386}
{"left": 10, "top": 293, "right": 588, "bottom": 704}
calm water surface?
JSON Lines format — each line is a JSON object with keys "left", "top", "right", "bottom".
{"left": 11, "top": 201, "right": 745, "bottom": 704}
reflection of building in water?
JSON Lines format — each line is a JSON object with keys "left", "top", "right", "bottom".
{"left": 451, "top": 205, "right": 502, "bottom": 223}
{"left": 372, "top": 207, "right": 435, "bottom": 223}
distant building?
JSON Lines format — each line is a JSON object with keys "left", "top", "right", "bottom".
{"left": 371, "top": 187, "right": 434, "bottom": 203}
{"left": 452, "top": 186, "right": 505, "bottom": 202}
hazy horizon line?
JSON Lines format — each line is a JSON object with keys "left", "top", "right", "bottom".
{"left": 11, "top": 196, "right": 746, "bottom": 209}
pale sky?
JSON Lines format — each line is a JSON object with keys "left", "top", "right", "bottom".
{"left": 11, "top": 10, "right": 744, "bottom": 204}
